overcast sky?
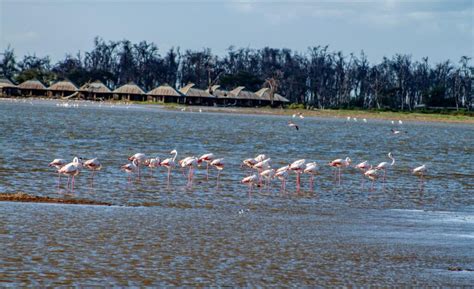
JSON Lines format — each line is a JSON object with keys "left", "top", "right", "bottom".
{"left": 0, "top": 0, "right": 472, "bottom": 65}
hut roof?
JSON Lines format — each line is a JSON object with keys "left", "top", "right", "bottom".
{"left": 18, "top": 79, "right": 47, "bottom": 90}
{"left": 113, "top": 82, "right": 145, "bottom": 94}
{"left": 230, "top": 86, "right": 260, "bottom": 100}
{"left": 179, "top": 83, "right": 214, "bottom": 98}
{"left": 79, "top": 80, "right": 111, "bottom": 93}
{"left": 148, "top": 84, "right": 182, "bottom": 97}
{"left": 255, "top": 88, "right": 290, "bottom": 102}
{"left": 0, "top": 78, "right": 16, "bottom": 88}
{"left": 49, "top": 80, "right": 78, "bottom": 91}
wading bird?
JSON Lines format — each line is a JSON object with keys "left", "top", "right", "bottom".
{"left": 128, "top": 153, "right": 146, "bottom": 179}
{"left": 161, "top": 149, "right": 178, "bottom": 184}
{"left": 364, "top": 166, "right": 379, "bottom": 191}
{"left": 242, "top": 174, "right": 258, "bottom": 199}
{"left": 58, "top": 157, "right": 82, "bottom": 191}
{"left": 329, "top": 157, "right": 351, "bottom": 185}
{"left": 83, "top": 158, "right": 102, "bottom": 186}
{"left": 375, "top": 152, "right": 395, "bottom": 182}
{"left": 355, "top": 160, "right": 371, "bottom": 188}
{"left": 290, "top": 159, "right": 306, "bottom": 192}
{"left": 198, "top": 153, "right": 215, "bottom": 180}
{"left": 49, "top": 158, "right": 67, "bottom": 187}
{"left": 288, "top": 121, "right": 299, "bottom": 130}
{"left": 275, "top": 166, "right": 290, "bottom": 193}
{"left": 210, "top": 158, "right": 224, "bottom": 185}
{"left": 412, "top": 164, "right": 427, "bottom": 191}
{"left": 121, "top": 159, "right": 138, "bottom": 183}
{"left": 144, "top": 157, "right": 161, "bottom": 177}
{"left": 304, "top": 162, "right": 319, "bottom": 191}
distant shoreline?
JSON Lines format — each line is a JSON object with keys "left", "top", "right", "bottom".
{"left": 2, "top": 97, "right": 473, "bottom": 124}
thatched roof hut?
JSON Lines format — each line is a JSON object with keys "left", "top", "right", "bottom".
{"left": 113, "top": 82, "right": 146, "bottom": 101}
{"left": 0, "top": 78, "right": 17, "bottom": 97}
{"left": 79, "top": 80, "right": 111, "bottom": 93}
{"left": 255, "top": 88, "right": 290, "bottom": 103}
{"left": 79, "top": 80, "right": 112, "bottom": 100}
{"left": 18, "top": 79, "right": 47, "bottom": 96}
{"left": 230, "top": 86, "right": 260, "bottom": 100}
{"left": 18, "top": 79, "right": 46, "bottom": 90}
{"left": 148, "top": 84, "right": 183, "bottom": 103}
{"left": 49, "top": 80, "right": 78, "bottom": 92}
{"left": 179, "top": 83, "right": 215, "bottom": 105}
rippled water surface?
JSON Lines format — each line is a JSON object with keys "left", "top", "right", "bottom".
{"left": 1, "top": 99, "right": 473, "bottom": 286}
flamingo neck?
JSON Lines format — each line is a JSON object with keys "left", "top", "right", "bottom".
{"left": 172, "top": 151, "right": 178, "bottom": 162}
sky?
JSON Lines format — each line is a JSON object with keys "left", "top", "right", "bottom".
{"left": 0, "top": 0, "right": 472, "bottom": 65}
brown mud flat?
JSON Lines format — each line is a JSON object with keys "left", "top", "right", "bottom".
{"left": 0, "top": 192, "right": 112, "bottom": 206}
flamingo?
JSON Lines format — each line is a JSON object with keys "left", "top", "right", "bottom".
{"left": 290, "top": 159, "right": 306, "bottom": 192}
{"left": 375, "top": 152, "right": 395, "bottom": 182}
{"left": 304, "top": 162, "right": 319, "bottom": 191}
{"left": 288, "top": 121, "right": 299, "bottom": 130}
{"left": 161, "top": 149, "right": 178, "bottom": 184}
{"left": 254, "top": 158, "right": 271, "bottom": 185}
{"left": 210, "top": 158, "right": 224, "bottom": 186}
{"left": 398, "top": 120, "right": 403, "bottom": 125}
{"left": 413, "top": 164, "right": 427, "bottom": 190}
{"left": 391, "top": 128, "right": 407, "bottom": 134}
{"left": 364, "top": 166, "right": 379, "bottom": 191}
{"left": 355, "top": 160, "right": 371, "bottom": 188}
{"left": 329, "top": 157, "right": 351, "bottom": 185}
{"left": 181, "top": 156, "right": 198, "bottom": 186}
{"left": 144, "top": 157, "right": 161, "bottom": 177}
{"left": 275, "top": 166, "right": 290, "bottom": 193}
{"left": 198, "top": 153, "right": 215, "bottom": 180}
{"left": 363, "top": 118, "right": 367, "bottom": 123}
{"left": 254, "top": 154, "right": 266, "bottom": 163}
{"left": 121, "top": 159, "right": 138, "bottom": 183}
{"left": 128, "top": 153, "right": 146, "bottom": 179}
{"left": 49, "top": 158, "right": 67, "bottom": 187}
{"left": 298, "top": 112, "right": 304, "bottom": 119}
{"left": 242, "top": 174, "right": 258, "bottom": 199}
{"left": 83, "top": 158, "right": 102, "bottom": 186}
{"left": 58, "top": 157, "right": 82, "bottom": 191}
{"left": 260, "top": 168, "right": 275, "bottom": 192}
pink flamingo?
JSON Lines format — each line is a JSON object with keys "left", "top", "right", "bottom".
{"left": 144, "top": 157, "right": 161, "bottom": 177}
{"left": 83, "top": 158, "right": 102, "bottom": 186}
{"left": 412, "top": 164, "right": 426, "bottom": 191}
{"left": 121, "top": 159, "right": 138, "bottom": 183}
{"left": 304, "top": 162, "right": 318, "bottom": 191}
{"left": 160, "top": 149, "right": 178, "bottom": 184}
{"left": 128, "top": 153, "right": 146, "bottom": 179}
{"left": 260, "top": 168, "right": 275, "bottom": 193}
{"left": 275, "top": 166, "right": 290, "bottom": 193}
{"left": 198, "top": 153, "right": 215, "bottom": 180}
{"left": 355, "top": 160, "right": 371, "bottom": 188}
{"left": 242, "top": 174, "right": 258, "bottom": 200}
{"left": 181, "top": 156, "right": 198, "bottom": 186}
{"left": 49, "top": 158, "right": 67, "bottom": 187}
{"left": 375, "top": 152, "right": 395, "bottom": 182}
{"left": 290, "top": 159, "right": 306, "bottom": 192}
{"left": 58, "top": 157, "right": 82, "bottom": 191}
{"left": 329, "top": 157, "right": 351, "bottom": 185}
{"left": 210, "top": 158, "right": 224, "bottom": 186}
{"left": 254, "top": 158, "right": 271, "bottom": 185}
{"left": 364, "top": 166, "right": 379, "bottom": 191}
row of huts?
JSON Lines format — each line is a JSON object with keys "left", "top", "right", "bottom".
{"left": 0, "top": 78, "right": 290, "bottom": 107}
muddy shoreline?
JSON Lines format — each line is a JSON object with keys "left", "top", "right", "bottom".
{"left": 0, "top": 192, "right": 112, "bottom": 206}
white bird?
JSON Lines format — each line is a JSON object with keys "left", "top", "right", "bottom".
{"left": 83, "top": 158, "right": 102, "bottom": 185}
{"left": 49, "top": 158, "right": 67, "bottom": 186}
{"left": 242, "top": 174, "right": 258, "bottom": 198}
{"left": 413, "top": 164, "right": 427, "bottom": 190}
{"left": 304, "top": 162, "right": 319, "bottom": 191}
{"left": 329, "top": 157, "right": 351, "bottom": 184}
{"left": 121, "top": 159, "right": 138, "bottom": 183}
{"left": 254, "top": 154, "right": 266, "bottom": 163}
{"left": 290, "top": 159, "right": 306, "bottom": 192}
{"left": 375, "top": 152, "right": 395, "bottom": 182}
{"left": 210, "top": 158, "right": 224, "bottom": 185}
{"left": 363, "top": 118, "right": 367, "bottom": 123}
{"left": 353, "top": 117, "right": 358, "bottom": 122}
{"left": 198, "top": 153, "right": 215, "bottom": 180}
{"left": 398, "top": 120, "right": 403, "bottom": 125}
{"left": 347, "top": 116, "right": 351, "bottom": 121}
{"left": 391, "top": 120, "right": 395, "bottom": 125}
{"left": 58, "top": 157, "right": 83, "bottom": 191}
{"left": 128, "top": 153, "right": 146, "bottom": 178}
{"left": 364, "top": 166, "right": 379, "bottom": 191}
{"left": 144, "top": 157, "right": 161, "bottom": 176}
{"left": 275, "top": 167, "right": 289, "bottom": 193}
{"left": 161, "top": 149, "right": 178, "bottom": 184}
{"left": 288, "top": 121, "right": 299, "bottom": 130}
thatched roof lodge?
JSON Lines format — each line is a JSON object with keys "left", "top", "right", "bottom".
{"left": 113, "top": 82, "right": 146, "bottom": 101}
{"left": 148, "top": 84, "right": 183, "bottom": 103}
{"left": 255, "top": 88, "right": 290, "bottom": 105}
{"left": 0, "top": 78, "right": 18, "bottom": 97}
{"left": 18, "top": 79, "right": 47, "bottom": 96}
{"left": 179, "top": 83, "right": 216, "bottom": 106}
{"left": 78, "top": 80, "right": 112, "bottom": 100}
{"left": 48, "top": 80, "right": 78, "bottom": 97}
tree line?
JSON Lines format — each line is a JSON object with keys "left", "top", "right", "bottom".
{"left": 1, "top": 36, "right": 472, "bottom": 110}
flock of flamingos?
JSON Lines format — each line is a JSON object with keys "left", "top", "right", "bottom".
{"left": 48, "top": 146, "right": 428, "bottom": 195}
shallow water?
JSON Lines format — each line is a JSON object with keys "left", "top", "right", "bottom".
{"left": 0, "top": 99, "right": 473, "bottom": 286}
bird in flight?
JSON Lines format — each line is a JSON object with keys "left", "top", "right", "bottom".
{"left": 288, "top": 120, "right": 299, "bottom": 130}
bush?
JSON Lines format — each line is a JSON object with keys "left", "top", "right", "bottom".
{"left": 288, "top": 103, "right": 305, "bottom": 109}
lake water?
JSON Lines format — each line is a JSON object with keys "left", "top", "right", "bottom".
{"left": 0, "top": 99, "right": 473, "bottom": 286}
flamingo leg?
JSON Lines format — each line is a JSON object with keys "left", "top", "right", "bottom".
{"left": 338, "top": 168, "right": 342, "bottom": 185}
{"left": 206, "top": 163, "right": 209, "bottom": 181}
